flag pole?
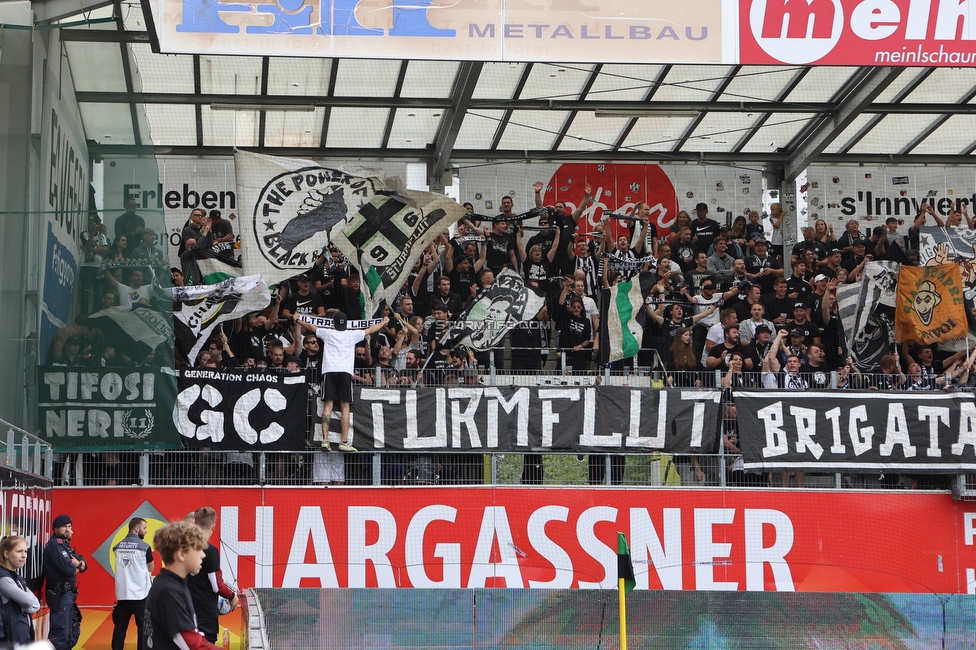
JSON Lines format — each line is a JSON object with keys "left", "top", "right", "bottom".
{"left": 618, "top": 576, "right": 628, "bottom": 650}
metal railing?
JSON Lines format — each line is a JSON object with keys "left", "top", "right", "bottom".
{"left": 1, "top": 418, "right": 53, "bottom": 482}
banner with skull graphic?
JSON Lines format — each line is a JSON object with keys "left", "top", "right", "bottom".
{"left": 895, "top": 264, "right": 968, "bottom": 344}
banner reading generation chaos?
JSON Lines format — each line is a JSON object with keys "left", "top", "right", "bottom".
{"left": 734, "top": 390, "right": 976, "bottom": 473}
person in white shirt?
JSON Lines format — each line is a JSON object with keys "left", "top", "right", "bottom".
{"left": 112, "top": 517, "right": 154, "bottom": 650}
{"left": 299, "top": 310, "right": 388, "bottom": 451}
{"left": 104, "top": 268, "right": 153, "bottom": 308}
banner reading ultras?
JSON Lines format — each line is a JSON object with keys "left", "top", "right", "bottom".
{"left": 153, "top": 0, "right": 724, "bottom": 62}
{"left": 735, "top": 390, "right": 976, "bottom": 472}
{"left": 740, "top": 0, "right": 976, "bottom": 66}
{"left": 62, "top": 488, "right": 976, "bottom": 601}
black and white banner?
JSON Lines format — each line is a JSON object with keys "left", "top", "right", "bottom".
{"left": 175, "top": 368, "right": 308, "bottom": 451}
{"left": 350, "top": 386, "right": 722, "bottom": 453}
{"left": 171, "top": 275, "right": 271, "bottom": 362}
{"left": 734, "top": 390, "right": 976, "bottom": 472}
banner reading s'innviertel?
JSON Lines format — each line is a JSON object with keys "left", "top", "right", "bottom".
{"left": 735, "top": 390, "right": 976, "bottom": 473}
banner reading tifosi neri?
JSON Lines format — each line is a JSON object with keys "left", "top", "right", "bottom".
{"left": 735, "top": 390, "right": 976, "bottom": 473}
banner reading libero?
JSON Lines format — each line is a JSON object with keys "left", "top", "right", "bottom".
{"left": 153, "top": 0, "right": 724, "bottom": 62}
{"left": 61, "top": 487, "right": 976, "bottom": 602}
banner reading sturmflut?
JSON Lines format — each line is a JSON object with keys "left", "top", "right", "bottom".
{"left": 176, "top": 368, "right": 308, "bottom": 451}
{"left": 735, "top": 390, "right": 976, "bottom": 473}
{"left": 38, "top": 367, "right": 181, "bottom": 451}
{"left": 351, "top": 386, "right": 722, "bottom": 453}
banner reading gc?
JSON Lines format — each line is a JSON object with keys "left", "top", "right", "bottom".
{"left": 353, "top": 386, "right": 722, "bottom": 453}
{"left": 735, "top": 390, "right": 976, "bottom": 473}
{"left": 38, "top": 367, "right": 181, "bottom": 451}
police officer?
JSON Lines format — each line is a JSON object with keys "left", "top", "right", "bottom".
{"left": 44, "top": 514, "right": 87, "bottom": 650}
{"left": 112, "top": 517, "right": 154, "bottom": 650}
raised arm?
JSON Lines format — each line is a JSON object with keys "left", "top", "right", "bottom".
{"left": 545, "top": 226, "right": 561, "bottom": 263}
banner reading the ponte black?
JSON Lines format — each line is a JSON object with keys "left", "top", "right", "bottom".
{"left": 176, "top": 368, "right": 308, "bottom": 451}
{"left": 351, "top": 386, "right": 722, "bottom": 454}
{"left": 37, "top": 367, "right": 181, "bottom": 451}
{"left": 734, "top": 390, "right": 976, "bottom": 473}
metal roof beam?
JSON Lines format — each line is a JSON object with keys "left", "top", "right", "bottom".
{"left": 318, "top": 60, "right": 340, "bottom": 149}
{"left": 551, "top": 64, "right": 602, "bottom": 151}
{"left": 489, "top": 63, "right": 534, "bottom": 150}
{"left": 60, "top": 29, "right": 151, "bottom": 42}
{"left": 614, "top": 65, "right": 672, "bottom": 151}
{"left": 671, "top": 65, "right": 741, "bottom": 153}
{"left": 429, "top": 61, "right": 483, "bottom": 187}
{"left": 380, "top": 61, "right": 409, "bottom": 150}
{"left": 733, "top": 67, "right": 809, "bottom": 153}
{"left": 899, "top": 82, "right": 976, "bottom": 155}
{"left": 783, "top": 67, "right": 904, "bottom": 181}
{"left": 837, "top": 68, "right": 933, "bottom": 154}
{"left": 33, "top": 0, "right": 114, "bottom": 24}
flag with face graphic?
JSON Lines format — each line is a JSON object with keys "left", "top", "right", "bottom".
{"left": 895, "top": 264, "right": 968, "bottom": 344}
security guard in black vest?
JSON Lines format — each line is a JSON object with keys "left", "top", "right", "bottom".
{"left": 43, "top": 514, "right": 87, "bottom": 650}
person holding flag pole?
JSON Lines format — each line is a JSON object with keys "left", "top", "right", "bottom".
{"left": 617, "top": 532, "right": 636, "bottom": 650}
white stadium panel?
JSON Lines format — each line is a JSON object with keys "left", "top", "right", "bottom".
{"left": 518, "top": 63, "right": 596, "bottom": 101}
{"left": 472, "top": 62, "right": 528, "bottom": 100}
{"left": 619, "top": 116, "right": 697, "bottom": 152}
{"left": 199, "top": 55, "right": 263, "bottom": 95}
{"left": 585, "top": 64, "right": 666, "bottom": 102}
{"left": 848, "top": 114, "right": 946, "bottom": 154}
{"left": 201, "top": 107, "right": 259, "bottom": 147}
{"left": 651, "top": 65, "right": 735, "bottom": 102}
{"left": 718, "top": 66, "right": 791, "bottom": 103}
{"left": 783, "top": 67, "right": 861, "bottom": 102}
{"left": 494, "top": 110, "right": 564, "bottom": 150}
{"left": 325, "top": 107, "right": 388, "bottom": 148}
{"left": 454, "top": 110, "right": 507, "bottom": 150}
{"left": 333, "top": 59, "right": 402, "bottom": 97}
{"left": 128, "top": 44, "right": 195, "bottom": 94}
{"left": 557, "top": 113, "right": 629, "bottom": 151}
{"left": 401, "top": 61, "right": 461, "bottom": 98}
{"left": 823, "top": 114, "right": 876, "bottom": 154}
{"left": 64, "top": 41, "right": 128, "bottom": 92}
{"left": 79, "top": 103, "right": 135, "bottom": 145}
{"left": 900, "top": 68, "right": 976, "bottom": 104}
{"left": 908, "top": 115, "right": 976, "bottom": 156}
{"left": 264, "top": 109, "right": 326, "bottom": 148}
{"left": 143, "top": 104, "right": 198, "bottom": 146}
{"left": 388, "top": 109, "right": 442, "bottom": 149}
{"left": 739, "top": 113, "right": 815, "bottom": 153}
{"left": 679, "top": 112, "right": 760, "bottom": 152}
{"left": 267, "top": 58, "right": 333, "bottom": 96}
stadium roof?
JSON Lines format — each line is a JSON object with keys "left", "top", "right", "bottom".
{"left": 46, "top": 0, "right": 976, "bottom": 182}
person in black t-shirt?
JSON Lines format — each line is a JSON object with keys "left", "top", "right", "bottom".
{"left": 705, "top": 325, "right": 751, "bottom": 371}
{"left": 690, "top": 202, "right": 721, "bottom": 253}
{"left": 186, "top": 507, "right": 237, "bottom": 644}
{"left": 282, "top": 273, "right": 325, "bottom": 318}
{"left": 145, "top": 521, "right": 220, "bottom": 650}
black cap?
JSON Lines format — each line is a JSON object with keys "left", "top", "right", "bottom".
{"left": 53, "top": 514, "right": 72, "bottom": 528}
{"left": 754, "top": 238, "right": 769, "bottom": 246}
{"left": 793, "top": 301, "right": 806, "bottom": 309}
{"left": 295, "top": 272, "right": 311, "bottom": 281}
{"left": 789, "top": 328, "right": 804, "bottom": 336}
{"left": 333, "top": 312, "right": 348, "bottom": 331}
{"left": 852, "top": 238, "right": 866, "bottom": 246}
{"left": 755, "top": 324, "right": 772, "bottom": 335}
{"left": 695, "top": 202, "right": 708, "bottom": 211}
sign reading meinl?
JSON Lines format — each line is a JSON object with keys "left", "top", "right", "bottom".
{"left": 735, "top": 390, "right": 976, "bottom": 472}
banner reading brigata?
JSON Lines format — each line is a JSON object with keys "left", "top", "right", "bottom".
{"left": 351, "top": 386, "right": 721, "bottom": 453}
{"left": 38, "top": 367, "right": 181, "bottom": 451}
{"left": 61, "top": 488, "right": 976, "bottom": 601}
{"left": 739, "top": 0, "right": 976, "bottom": 66}
{"left": 735, "top": 390, "right": 976, "bottom": 472}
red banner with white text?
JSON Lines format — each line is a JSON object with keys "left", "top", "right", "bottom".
{"left": 58, "top": 488, "right": 976, "bottom": 604}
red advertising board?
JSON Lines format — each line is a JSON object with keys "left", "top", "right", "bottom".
{"left": 739, "top": 0, "right": 976, "bottom": 66}
{"left": 58, "top": 488, "right": 976, "bottom": 605}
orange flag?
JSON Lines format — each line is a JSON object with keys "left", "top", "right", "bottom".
{"left": 895, "top": 264, "right": 968, "bottom": 344}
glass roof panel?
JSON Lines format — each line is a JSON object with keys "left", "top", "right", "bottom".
{"left": 585, "top": 65, "right": 664, "bottom": 102}
{"left": 134, "top": 102, "right": 152, "bottom": 146}
{"left": 619, "top": 116, "right": 696, "bottom": 151}
{"left": 454, "top": 111, "right": 506, "bottom": 150}
{"left": 143, "top": 104, "right": 197, "bottom": 146}
{"left": 911, "top": 115, "right": 976, "bottom": 155}
{"left": 652, "top": 65, "right": 734, "bottom": 102}
{"left": 79, "top": 103, "right": 135, "bottom": 144}
{"left": 333, "top": 59, "right": 402, "bottom": 97}
{"left": 264, "top": 109, "right": 326, "bottom": 148}
{"left": 901, "top": 68, "right": 976, "bottom": 103}
{"left": 326, "top": 108, "right": 388, "bottom": 148}
{"left": 520, "top": 63, "right": 596, "bottom": 101}
{"left": 872, "top": 67, "right": 929, "bottom": 103}
{"left": 401, "top": 61, "right": 460, "bottom": 98}
{"left": 719, "top": 66, "right": 794, "bottom": 103}
{"left": 64, "top": 41, "right": 127, "bottom": 92}
{"left": 129, "top": 44, "right": 194, "bottom": 94}
{"left": 472, "top": 62, "right": 527, "bottom": 100}
{"left": 557, "top": 114, "right": 627, "bottom": 151}
{"left": 56, "top": 4, "right": 115, "bottom": 26}
{"left": 388, "top": 109, "right": 441, "bottom": 148}
{"left": 785, "top": 67, "right": 859, "bottom": 102}
{"left": 267, "top": 58, "right": 333, "bottom": 96}
{"left": 848, "top": 114, "right": 944, "bottom": 154}
{"left": 201, "top": 107, "right": 258, "bottom": 146}
{"left": 495, "top": 110, "right": 564, "bottom": 150}
{"left": 199, "top": 56, "right": 263, "bottom": 95}
{"left": 739, "top": 113, "right": 813, "bottom": 153}
{"left": 823, "top": 114, "right": 876, "bottom": 154}
{"left": 680, "top": 112, "right": 758, "bottom": 152}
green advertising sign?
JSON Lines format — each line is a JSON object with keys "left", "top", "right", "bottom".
{"left": 37, "top": 367, "right": 181, "bottom": 450}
